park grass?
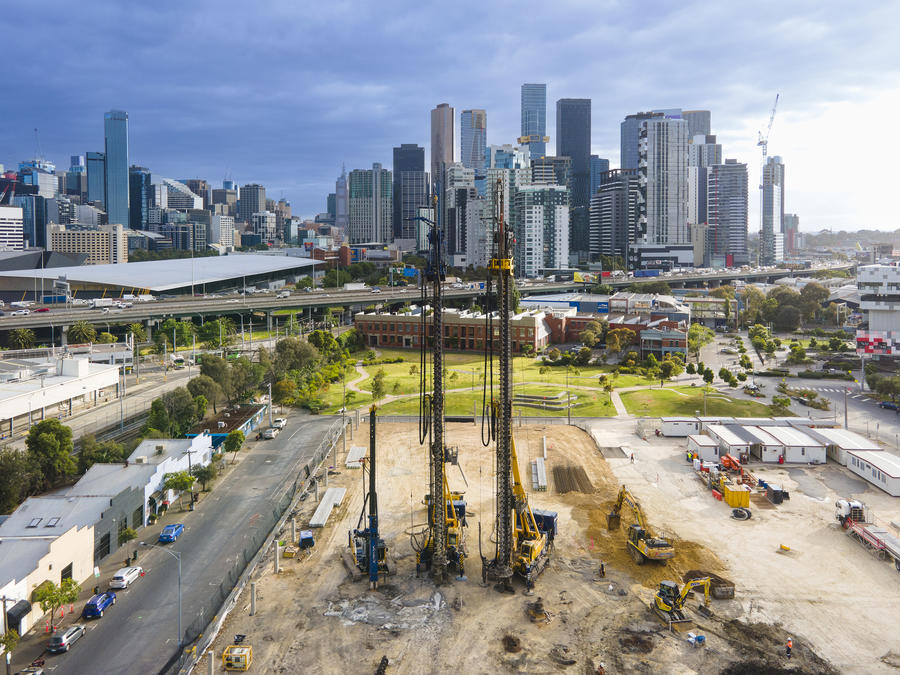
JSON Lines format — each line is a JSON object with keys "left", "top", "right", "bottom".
{"left": 619, "top": 385, "right": 778, "bottom": 418}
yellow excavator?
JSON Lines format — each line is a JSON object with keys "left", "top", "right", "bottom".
{"left": 652, "top": 577, "right": 712, "bottom": 628}
{"left": 508, "top": 419, "right": 549, "bottom": 585}
{"left": 607, "top": 485, "right": 675, "bottom": 565}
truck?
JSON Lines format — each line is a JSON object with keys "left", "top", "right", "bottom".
{"left": 343, "top": 282, "right": 367, "bottom": 292}
{"left": 835, "top": 499, "right": 900, "bottom": 571}
{"left": 633, "top": 269, "right": 661, "bottom": 278}
{"left": 90, "top": 298, "right": 114, "bottom": 309}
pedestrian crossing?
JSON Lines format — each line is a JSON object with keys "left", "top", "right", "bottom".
{"left": 808, "top": 386, "right": 867, "bottom": 399}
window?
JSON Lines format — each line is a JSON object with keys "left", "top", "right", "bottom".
{"left": 60, "top": 563, "right": 73, "bottom": 582}
{"left": 45, "top": 517, "right": 60, "bottom": 528}
{"left": 27, "top": 518, "right": 42, "bottom": 528}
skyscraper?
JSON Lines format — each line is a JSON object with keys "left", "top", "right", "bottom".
{"left": 103, "top": 110, "right": 129, "bottom": 226}
{"left": 783, "top": 213, "right": 799, "bottom": 255}
{"left": 129, "top": 166, "right": 151, "bottom": 230}
{"left": 682, "top": 110, "right": 711, "bottom": 139}
{"left": 589, "top": 169, "right": 640, "bottom": 260}
{"left": 707, "top": 159, "right": 749, "bottom": 266}
{"left": 556, "top": 98, "right": 591, "bottom": 254}
{"left": 335, "top": 167, "right": 349, "bottom": 232}
{"left": 520, "top": 84, "right": 547, "bottom": 158}
{"left": 761, "top": 156, "right": 785, "bottom": 264}
{"left": 515, "top": 185, "right": 570, "bottom": 277}
{"left": 687, "top": 134, "right": 722, "bottom": 226}
{"left": 444, "top": 163, "right": 476, "bottom": 256}
{"left": 460, "top": 110, "right": 487, "bottom": 171}
{"left": 238, "top": 184, "right": 266, "bottom": 223}
{"left": 392, "top": 144, "right": 428, "bottom": 241}
{"left": 430, "top": 103, "right": 454, "bottom": 185}
{"left": 620, "top": 112, "right": 663, "bottom": 171}
{"left": 590, "top": 155, "right": 610, "bottom": 196}
{"left": 639, "top": 117, "right": 690, "bottom": 245}
{"left": 348, "top": 163, "right": 392, "bottom": 244}
{"left": 0, "top": 205, "right": 25, "bottom": 251}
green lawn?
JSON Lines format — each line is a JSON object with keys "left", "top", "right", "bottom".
{"left": 620, "top": 385, "right": 779, "bottom": 418}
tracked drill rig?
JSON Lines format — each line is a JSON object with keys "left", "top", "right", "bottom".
{"left": 412, "top": 194, "right": 467, "bottom": 583}
{"left": 481, "top": 178, "right": 549, "bottom": 590}
{"left": 349, "top": 405, "right": 389, "bottom": 588}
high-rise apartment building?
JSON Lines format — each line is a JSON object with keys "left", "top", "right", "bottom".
{"left": 639, "top": 117, "right": 690, "bottom": 245}
{"left": 556, "top": 98, "right": 591, "bottom": 255}
{"left": 683, "top": 110, "right": 711, "bottom": 139}
{"left": 129, "top": 166, "right": 151, "bottom": 230}
{"left": 520, "top": 84, "right": 548, "bottom": 158}
{"left": 445, "top": 163, "right": 476, "bottom": 256}
{"left": 103, "top": 110, "right": 129, "bottom": 226}
{"left": 460, "top": 110, "right": 487, "bottom": 171}
{"left": 12, "top": 195, "right": 50, "bottom": 248}
{"left": 183, "top": 179, "right": 211, "bottom": 209}
{"left": 761, "top": 156, "right": 785, "bottom": 264}
{"left": 238, "top": 184, "right": 266, "bottom": 223}
{"left": 590, "top": 155, "right": 610, "bottom": 196}
{"left": 211, "top": 187, "right": 237, "bottom": 216}
{"left": 620, "top": 112, "right": 663, "bottom": 171}
{"left": 687, "top": 134, "right": 722, "bottom": 227}
{"left": 707, "top": 159, "right": 749, "bottom": 266}
{"left": 688, "top": 135, "right": 722, "bottom": 168}
{"left": 532, "top": 156, "right": 571, "bottom": 189}
{"left": 783, "top": 213, "right": 799, "bottom": 255}
{"left": 49, "top": 223, "right": 127, "bottom": 264}
{"left": 515, "top": 185, "right": 570, "bottom": 277}
{"left": 85, "top": 152, "right": 106, "bottom": 206}
{"left": 430, "top": 103, "right": 454, "bottom": 186}
{"left": 589, "top": 169, "right": 640, "bottom": 260}
{"left": 392, "top": 144, "right": 427, "bottom": 240}
{"left": 349, "top": 163, "right": 392, "bottom": 244}
{"left": 0, "top": 205, "right": 24, "bottom": 251}
{"left": 251, "top": 211, "right": 277, "bottom": 243}
{"left": 209, "top": 214, "right": 235, "bottom": 247}
{"left": 335, "top": 168, "right": 349, "bottom": 232}
{"left": 155, "top": 178, "right": 204, "bottom": 210}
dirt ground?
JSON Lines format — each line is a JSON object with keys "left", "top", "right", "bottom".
{"left": 196, "top": 418, "right": 900, "bottom": 674}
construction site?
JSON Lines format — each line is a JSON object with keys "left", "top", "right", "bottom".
{"left": 201, "top": 182, "right": 900, "bottom": 674}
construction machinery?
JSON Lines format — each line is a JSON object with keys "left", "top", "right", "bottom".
{"left": 411, "top": 193, "right": 467, "bottom": 583}
{"left": 607, "top": 485, "right": 675, "bottom": 565}
{"left": 348, "top": 405, "right": 389, "bottom": 588}
{"left": 480, "top": 177, "right": 550, "bottom": 590}
{"left": 835, "top": 499, "right": 900, "bottom": 571}
{"left": 652, "top": 577, "right": 712, "bottom": 629}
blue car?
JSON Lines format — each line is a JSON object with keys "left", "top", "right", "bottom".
{"left": 158, "top": 523, "right": 184, "bottom": 543}
{"left": 878, "top": 401, "right": 898, "bottom": 411}
{"left": 82, "top": 591, "right": 116, "bottom": 619}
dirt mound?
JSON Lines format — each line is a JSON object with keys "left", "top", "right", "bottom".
{"left": 713, "top": 621, "right": 839, "bottom": 675}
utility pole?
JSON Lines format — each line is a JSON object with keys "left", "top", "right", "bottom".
{"left": 2, "top": 594, "right": 12, "bottom": 675}
{"left": 268, "top": 382, "right": 273, "bottom": 426}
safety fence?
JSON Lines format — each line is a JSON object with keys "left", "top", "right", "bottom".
{"left": 158, "top": 418, "right": 345, "bottom": 675}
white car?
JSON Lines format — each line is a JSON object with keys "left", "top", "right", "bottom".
{"left": 262, "top": 427, "right": 280, "bottom": 439}
{"left": 110, "top": 566, "right": 143, "bottom": 589}
{"left": 272, "top": 418, "right": 287, "bottom": 429}
{"left": 11, "top": 309, "right": 30, "bottom": 316}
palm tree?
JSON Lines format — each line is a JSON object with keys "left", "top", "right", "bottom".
{"left": 8, "top": 328, "right": 35, "bottom": 349}
{"left": 67, "top": 320, "right": 97, "bottom": 344}
{"left": 128, "top": 322, "right": 147, "bottom": 342}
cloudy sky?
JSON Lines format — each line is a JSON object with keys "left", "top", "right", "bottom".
{"left": 3, "top": 1, "right": 898, "bottom": 231}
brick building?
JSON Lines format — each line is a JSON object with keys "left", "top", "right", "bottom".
{"left": 640, "top": 327, "right": 688, "bottom": 359}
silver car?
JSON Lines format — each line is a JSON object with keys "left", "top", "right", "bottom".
{"left": 47, "top": 624, "right": 86, "bottom": 653}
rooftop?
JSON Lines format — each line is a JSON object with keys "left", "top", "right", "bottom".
{"left": 0, "top": 494, "right": 110, "bottom": 537}
{"left": 804, "top": 428, "right": 880, "bottom": 451}
{"left": 187, "top": 405, "right": 265, "bottom": 436}
{"left": 762, "top": 425, "right": 823, "bottom": 447}
{"left": 846, "top": 450, "right": 900, "bottom": 478}
{"left": 64, "top": 462, "right": 155, "bottom": 497}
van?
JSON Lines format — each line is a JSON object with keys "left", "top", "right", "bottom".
{"left": 277, "top": 290, "right": 291, "bottom": 298}
{"left": 110, "top": 566, "right": 143, "bottom": 589}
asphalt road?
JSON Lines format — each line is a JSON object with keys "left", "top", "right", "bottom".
{"left": 43, "top": 413, "right": 337, "bottom": 675}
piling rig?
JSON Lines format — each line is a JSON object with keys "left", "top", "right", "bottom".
{"left": 411, "top": 195, "right": 467, "bottom": 583}
{"left": 480, "top": 178, "right": 549, "bottom": 590}
{"left": 348, "top": 405, "right": 388, "bottom": 587}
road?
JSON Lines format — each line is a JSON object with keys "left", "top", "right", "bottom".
{"left": 40, "top": 413, "right": 337, "bottom": 675}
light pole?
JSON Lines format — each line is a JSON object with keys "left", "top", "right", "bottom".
{"left": 139, "top": 542, "right": 181, "bottom": 648}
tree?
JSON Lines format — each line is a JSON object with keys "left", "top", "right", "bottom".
{"left": 159, "top": 387, "right": 199, "bottom": 436}
{"left": 128, "top": 323, "right": 148, "bottom": 342}
{"left": 703, "top": 369, "right": 714, "bottom": 384}
{"left": 579, "top": 319, "right": 608, "bottom": 348}
{"left": 273, "top": 337, "right": 319, "bottom": 376}
{"left": 119, "top": 527, "right": 137, "bottom": 546}
{"left": 25, "top": 419, "right": 76, "bottom": 488}
{"left": 686, "top": 363, "right": 696, "bottom": 375}
{"left": 33, "top": 578, "right": 81, "bottom": 629}
{"left": 187, "top": 374, "right": 224, "bottom": 414}
{"left": 740, "top": 286, "right": 766, "bottom": 326}
{"left": 97, "top": 331, "right": 117, "bottom": 344}
{"left": 160, "top": 318, "right": 196, "bottom": 348}
{"left": 771, "top": 395, "right": 791, "bottom": 412}
{"left": 786, "top": 344, "right": 807, "bottom": 364}
{"left": 296, "top": 276, "right": 313, "bottom": 289}
{"left": 628, "top": 280, "right": 671, "bottom": 294}
{"left": 8, "top": 327, "right": 35, "bottom": 349}
{"left": 591, "top": 283, "right": 615, "bottom": 295}
{"left": 224, "top": 430, "right": 245, "bottom": 463}
{"left": 191, "top": 463, "right": 218, "bottom": 491}
{"left": 774, "top": 306, "right": 802, "bottom": 332}
{"left": 687, "top": 324, "right": 715, "bottom": 359}
{"left": 800, "top": 282, "right": 830, "bottom": 321}
{"left": 0, "top": 448, "right": 39, "bottom": 513}
{"left": 78, "top": 435, "right": 126, "bottom": 473}
{"left": 575, "top": 347, "right": 592, "bottom": 366}
{"left": 372, "top": 369, "right": 387, "bottom": 400}
{"left": 163, "top": 471, "right": 195, "bottom": 509}
{"left": 194, "top": 394, "right": 208, "bottom": 420}
{"left": 67, "top": 320, "right": 97, "bottom": 344}
{"left": 272, "top": 378, "right": 298, "bottom": 404}
{"left": 229, "top": 357, "right": 263, "bottom": 402}
{"left": 322, "top": 269, "right": 352, "bottom": 288}
{"left": 146, "top": 398, "right": 170, "bottom": 436}
{"left": 546, "top": 347, "right": 561, "bottom": 362}
{"left": 659, "top": 358, "right": 683, "bottom": 386}
{"left": 307, "top": 330, "right": 338, "bottom": 354}
{"left": 606, "top": 328, "right": 636, "bottom": 355}
{"left": 197, "top": 317, "right": 235, "bottom": 349}
{"left": 875, "top": 376, "right": 900, "bottom": 403}
{"left": 0, "top": 628, "right": 20, "bottom": 662}
{"left": 409, "top": 364, "right": 418, "bottom": 375}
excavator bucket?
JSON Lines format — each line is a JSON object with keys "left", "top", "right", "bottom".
{"left": 606, "top": 512, "right": 621, "bottom": 531}
{"left": 697, "top": 604, "right": 713, "bottom": 618}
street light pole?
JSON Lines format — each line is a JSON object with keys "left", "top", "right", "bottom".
{"left": 139, "top": 543, "right": 181, "bottom": 648}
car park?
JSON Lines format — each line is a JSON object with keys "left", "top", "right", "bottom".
{"left": 82, "top": 590, "right": 116, "bottom": 619}
{"left": 109, "top": 566, "right": 143, "bottom": 588}
{"left": 272, "top": 418, "right": 287, "bottom": 429}
{"left": 46, "top": 624, "right": 86, "bottom": 653}
{"left": 158, "top": 523, "right": 185, "bottom": 543}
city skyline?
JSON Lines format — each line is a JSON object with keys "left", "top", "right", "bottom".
{"left": 2, "top": 2, "right": 898, "bottom": 231}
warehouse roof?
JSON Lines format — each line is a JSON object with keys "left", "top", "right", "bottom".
{"left": 763, "top": 425, "right": 823, "bottom": 448}
{"left": 740, "top": 426, "right": 783, "bottom": 446}
{"left": 687, "top": 434, "right": 718, "bottom": 446}
{"left": 706, "top": 424, "right": 749, "bottom": 447}
{"left": 804, "top": 428, "right": 880, "bottom": 452}
{"left": 0, "top": 254, "right": 321, "bottom": 292}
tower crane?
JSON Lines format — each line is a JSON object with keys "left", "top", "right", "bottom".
{"left": 480, "top": 177, "right": 549, "bottom": 590}
{"left": 757, "top": 94, "right": 779, "bottom": 265}
{"left": 411, "top": 190, "right": 467, "bottom": 583}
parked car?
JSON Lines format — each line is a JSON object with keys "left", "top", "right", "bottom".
{"left": 878, "top": 401, "right": 898, "bottom": 411}
{"left": 46, "top": 624, "right": 86, "bottom": 653}
{"left": 272, "top": 418, "right": 287, "bottom": 429}
{"left": 158, "top": 523, "right": 185, "bottom": 543}
{"left": 82, "top": 591, "right": 116, "bottom": 619}
{"left": 262, "top": 427, "right": 279, "bottom": 439}
{"left": 109, "top": 566, "right": 143, "bottom": 589}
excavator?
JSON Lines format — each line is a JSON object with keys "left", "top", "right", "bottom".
{"left": 607, "top": 485, "right": 675, "bottom": 565}
{"left": 652, "top": 577, "right": 713, "bottom": 629}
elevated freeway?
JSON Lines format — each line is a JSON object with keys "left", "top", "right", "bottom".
{"left": 0, "top": 263, "right": 854, "bottom": 336}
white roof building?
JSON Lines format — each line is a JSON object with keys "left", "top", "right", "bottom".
{"left": 845, "top": 450, "right": 900, "bottom": 497}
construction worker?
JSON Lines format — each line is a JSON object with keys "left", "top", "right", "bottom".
{"left": 786, "top": 637, "right": 793, "bottom": 659}
{"left": 598, "top": 561, "right": 605, "bottom": 578}
{"left": 630, "top": 453, "right": 635, "bottom": 463}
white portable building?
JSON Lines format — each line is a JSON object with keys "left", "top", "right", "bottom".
{"left": 698, "top": 417, "right": 735, "bottom": 432}
{"left": 803, "top": 428, "right": 881, "bottom": 466}
{"left": 762, "top": 426, "right": 826, "bottom": 464}
{"left": 661, "top": 417, "right": 700, "bottom": 437}
{"left": 845, "top": 450, "right": 900, "bottom": 497}
{"left": 741, "top": 426, "right": 784, "bottom": 463}
{"left": 687, "top": 435, "right": 720, "bottom": 462}
{"left": 706, "top": 424, "right": 751, "bottom": 455}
